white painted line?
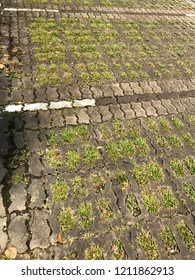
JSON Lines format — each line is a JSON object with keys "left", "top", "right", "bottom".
{"left": 73, "top": 99, "right": 96, "bottom": 107}
{"left": 186, "top": 14, "right": 195, "bottom": 17}
{"left": 5, "top": 104, "right": 23, "bottom": 112}
{"left": 3, "top": 8, "right": 59, "bottom": 13}
{"left": 23, "top": 103, "right": 48, "bottom": 111}
{"left": 3, "top": 99, "right": 96, "bottom": 112}
{"left": 49, "top": 101, "right": 72, "bottom": 109}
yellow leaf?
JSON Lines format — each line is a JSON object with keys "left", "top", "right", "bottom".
{"left": 97, "top": 146, "right": 103, "bottom": 150}
{"left": 0, "top": 64, "right": 5, "bottom": 69}
{"left": 57, "top": 232, "right": 63, "bottom": 244}
{"left": 5, "top": 246, "right": 17, "bottom": 259}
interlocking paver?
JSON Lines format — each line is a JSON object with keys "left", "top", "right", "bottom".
{"left": 131, "top": 102, "right": 147, "bottom": 118}
{"left": 161, "top": 99, "right": 178, "bottom": 114}
{"left": 151, "top": 100, "right": 168, "bottom": 115}
{"left": 1, "top": 0, "right": 195, "bottom": 261}
{"left": 77, "top": 108, "right": 90, "bottom": 124}
{"left": 141, "top": 101, "right": 158, "bottom": 117}
{"left": 99, "top": 105, "right": 113, "bottom": 122}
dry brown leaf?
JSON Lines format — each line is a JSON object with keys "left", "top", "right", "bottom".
{"left": 0, "top": 64, "right": 5, "bottom": 69}
{"left": 5, "top": 246, "right": 17, "bottom": 259}
{"left": 57, "top": 232, "right": 63, "bottom": 244}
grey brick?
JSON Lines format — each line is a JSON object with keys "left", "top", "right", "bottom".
{"left": 65, "top": 115, "right": 77, "bottom": 125}
{"left": 131, "top": 102, "right": 147, "bottom": 118}
{"left": 139, "top": 81, "right": 153, "bottom": 94}
{"left": 151, "top": 100, "right": 168, "bottom": 115}
{"left": 91, "top": 86, "right": 103, "bottom": 99}
{"left": 69, "top": 86, "right": 82, "bottom": 99}
{"left": 170, "top": 99, "right": 185, "bottom": 113}
{"left": 77, "top": 108, "right": 90, "bottom": 124}
{"left": 101, "top": 84, "right": 114, "bottom": 97}
{"left": 99, "top": 106, "right": 113, "bottom": 122}
{"left": 120, "top": 103, "right": 136, "bottom": 118}
{"left": 130, "top": 82, "right": 143, "bottom": 95}
{"left": 111, "top": 83, "right": 124, "bottom": 96}
{"left": 109, "top": 104, "right": 124, "bottom": 119}
{"left": 161, "top": 99, "right": 177, "bottom": 114}
{"left": 50, "top": 110, "right": 65, "bottom": 127}
{"left": 148, "top": 81, "right": 162, "bottom": 93}
{"left": 180, "top": 98, "right": 195, "bottom": 112}
{"left": 120, "top": 83, "right": 133, "bottom": 96}
{"left": 87, "top": 107, "right": 102, "bottom": 123}
{"left": 141, "top": 101, "right": 158, "bottom": 116}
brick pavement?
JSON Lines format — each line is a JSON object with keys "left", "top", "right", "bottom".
{"left": 0, "top": 0, "right": 195, "bottom": 260}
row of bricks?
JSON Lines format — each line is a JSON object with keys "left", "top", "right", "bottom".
{"left": 11, "top": 97, "right": 195, "bottom": 132}
{"left": 1, "top": 78, "right": 195, "bottom": 106}
{"left": 2, "top": 10, "right": 195, "bottom": 22}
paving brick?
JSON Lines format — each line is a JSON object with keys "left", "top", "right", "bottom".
{"left": 80, "top": 87, "right": 93, "bottom": 99}
{"left": 99, "top": 106, "right": 113, "bottom": 122}
{"left": 120, "top": 103, "right": 136, "bottom": 118}
{"left": 25, "top": 131, "right": 42, "bottom": 152}
{"left": 111, "top": 83, "right": 124, "bottom": 97}
{"left": 50, "top": 110, "right": 65, "bottom": 127}
{"left": 101, "top": 84, "right": 114, "bottom": 97}
{"left": 183, "top": 79, "right": 195, "bottom": 91}
{"left": 0, "top": 217, "right": 7, "bottom": 253}
{"left": 180, "top": 98, "right": 195, "bottom": 112}
{"left": 24, "top": 111, "right": 38, "bottom": 129}
{"left": 9, "top": 182, "right": 26, "bottom": 212}
{"left": 87, "top": 107, "right": 102, "bottom": 123}
{"left": 109, "top": 104, "right": 124, "bottom": 119}
{"left": 8, "top": 214, "right": 29, "bottom": 253}
{"left": 174, "top": 79, "right": 188, "bottom": 92}
{"left": 139, "top": 81, "right": 153, "bottom": 94}
{"left": 130, "top": 82, "right": 143, "bottom": 95}
{"left": 69, "top": 86, "right": 82, "bottom": 99}
{"left": 91, "top": 86, "right": 103, "bottom": 99}
{"left": 131, "top": 102, "right": 147, "bottom": 118}
{"left": 148, "top": 81, "right": 162, "bottom": 93}
{"left": 161, "top": 99, "right": 178, "bottom": 114}
{"left": 38, "top": 110, "right": 51, "bottom": 128}
{"left": 46, "top": 87, "right": 59, "bottom": 101}
{"left": 188, "top": 97, "right": 195, "bottom": 106}
{"left": 65, "top": 115, "right": 77, "bottom": 125}
{"left": 14, "top": 132, "right": 25, "bottom": 149}
{"left": 29, "top": 178, "right": 45, "bottom": 208}
{"left": 30, "top": 210, "right": 50, "bottom": 250}
{"left": 170, "top": 99, "right": 186, "bottom": 113}
{"left": 141, "top": 101, "right": 158, "bottom": 116}
{"left": 96, "top": 97, "right": 117, "bottom": 106}
{"left": 120, "top": 83, "right": 134, "bottom": 96}
{"left": 77, "top": 108, "right": 90, "bottom": 124}
{"left": 166, "top": 80, "right": 180, "bottom": 92}
{"left": 156, "top": 80, "right": 171, "bottom": 93}
{"left": 151, "top": 100, "right": 168, "bottom": 115}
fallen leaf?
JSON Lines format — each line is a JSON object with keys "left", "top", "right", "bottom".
{"left": 5, "top": 246, "right": 17, "bottom": 259}
{"left": 97, "top": 146, "right": 103, "bottom": 150}
{"left": 57, "top": 232, "right": 63, "bottom": 244}
{"left": 0, "top": 64, "right": 5, "bottom": 69}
